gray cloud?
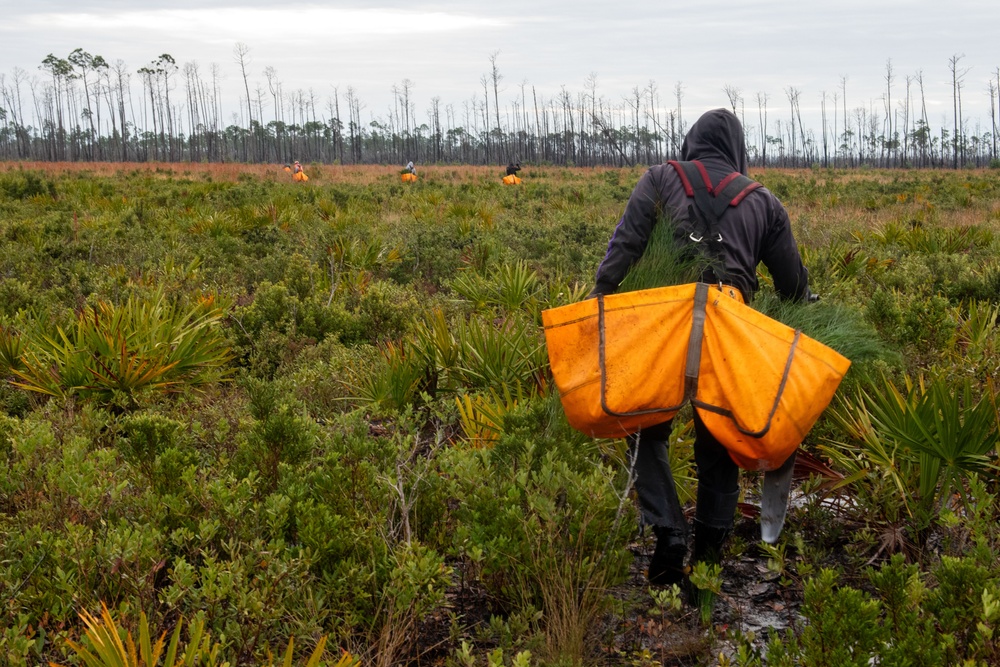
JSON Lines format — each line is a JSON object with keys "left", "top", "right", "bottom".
{"left": 2, "top": 1, "right": 997, "bottom": 134}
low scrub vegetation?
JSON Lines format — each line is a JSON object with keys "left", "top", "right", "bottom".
{"left": 0, "top": 163, "right": 999, "bottom": 665}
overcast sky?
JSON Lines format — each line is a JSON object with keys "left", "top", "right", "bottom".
{"left": 1, "top": 1, "right": 998, "bottom": 134}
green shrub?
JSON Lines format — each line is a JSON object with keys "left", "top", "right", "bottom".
{"left": 443, "top": 396, "right": 633, "bottom": 662}
{"left": 0, "top": 171, "right": 56, "bottom": 200}
{"left": 350, "top": 280, "right": 421, "bottom": 344}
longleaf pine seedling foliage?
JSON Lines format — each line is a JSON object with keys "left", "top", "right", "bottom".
{"left": 0, "top": 162, "right": 999, "bottom": 664}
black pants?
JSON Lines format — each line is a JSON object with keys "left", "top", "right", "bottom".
{"left": 628, "top": 410, "right": 739, "bottom": 535}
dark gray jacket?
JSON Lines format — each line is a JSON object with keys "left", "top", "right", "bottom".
{"left": 592, "top": 108, "right": 809, "bottom": 302}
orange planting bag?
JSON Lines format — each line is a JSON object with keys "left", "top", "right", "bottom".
{"left": 542, "top": 283, "right": 850, "bottom": 471}
{"left": 691, "top": 287, "right": 851, "bottom": 470}
{"left": 542, "top": 284, "right": 697, "bottom": 439}
{"left": 401, "top": 173, "right": 417, "bottom": 183}
{"left": 502, "top": 175, "right": 522, "bottom": 185}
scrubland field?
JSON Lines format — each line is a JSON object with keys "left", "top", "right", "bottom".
{"left": 1, "top": 161, "right": 1000, "bottom": 666}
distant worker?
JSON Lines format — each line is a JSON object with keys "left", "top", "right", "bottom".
{"left": 502, "top": 161, "right": 523, "bottom": 185}
{"left": 292, "top": 160, "right": 308, "bottom": 182}
{"left": 401, "top": 161, "right": 418, "bottom": 183}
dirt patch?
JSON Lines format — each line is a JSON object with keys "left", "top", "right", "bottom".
{"left": 598, "top": 515, "right": 809, "bottom": 665}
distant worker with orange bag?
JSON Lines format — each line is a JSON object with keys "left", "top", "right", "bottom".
{"left": 502, "top": 161, "right": 522, "bottom": 184}
{"left": 401, "top": 161, "right": 417, "bottom": 182}
{"left": 587, "top": 109, "right": 817, "bottom": 586}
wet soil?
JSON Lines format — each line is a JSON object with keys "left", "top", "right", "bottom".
{"left": 598, "top": 515, "right": 806, "bottom": 666}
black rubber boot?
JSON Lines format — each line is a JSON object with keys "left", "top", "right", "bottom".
{"left": 692, "top": 482, "right": 738, "bottom": 565}
{"left": 692, "top": 520, "right": 732, "bottom": 566}
{"left": 685, "top": 520, "right": 732, "bottom": 613}
{"left": 648, "top": 525, "right": 688, "bottom": 586}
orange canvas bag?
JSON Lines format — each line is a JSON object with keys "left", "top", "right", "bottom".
{"left": 542, "top": 283, "right": 850, "bottom": 471}
{"left": 691, "top": 285, "right": 851, "bottom": 470}
{"left": 542, "top": 284, "right": 696, "bottom": 438}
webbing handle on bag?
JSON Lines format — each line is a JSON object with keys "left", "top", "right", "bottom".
{"left": 683, "top": 283, "right": 709, "bottom": 400}
{"left": 597, "top": 294, "right": 686, "bottom": 418}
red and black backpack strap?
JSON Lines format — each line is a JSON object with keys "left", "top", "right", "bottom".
{"left": 715, "top": 171, "right": 762, "bottom": 206}
{"left": 666, "top": 160, "right": 763, "bottom": 284}
{"left": 667, "top": 160, "right": 761, "bottom": 211}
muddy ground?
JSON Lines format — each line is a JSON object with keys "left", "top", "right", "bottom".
{"left": 602, "top": 515, "right": 806, "bottom": 666}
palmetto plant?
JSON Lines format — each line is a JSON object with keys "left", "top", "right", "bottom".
{"left": 11, "top": 290, "right": 231, "bottom": 408}
{"left": 451, "top": 261, "right": 541, "bottom": 316}
{"left": 450, "top": 270, "right": 492, "bottom": 311}
{"left": 954, "top": 299, "right": 1000, "bottom": 362}
{"left": 908, "top": 224, "right": 993, "bottom": 254}
{"left": 55, "top": 604, "right": 224, "bottom": 667}
{"left": 454, "top": 314, "right": 546, "bottom": 392}
{"left": 354, "top": 311, "right": 547, "bottom": 413}
{"left": 492, "top": 261, "right": 542, "bottom": 314}
{"left": 0, "top": 322, "right": 26, "bottom": 375}
{"left": 542, "top": 276, "right": 590, "bottom": 311}
{"left": 825, "top": 373, "right": 1000, "bottom": 527}
{"left": 456, "top": 385, "right": 525, "bottom": 448}
{"left": 325, "top": 236, "right": 401, "bottom": 303}
{"left": 52, "top": 602, "right": 343, "bottom": 667}
{"left": 349, "top": 341, "right": 427, "bottom": 412}
{"left": 410, "top": 309, "right": 462, "bottom": 396}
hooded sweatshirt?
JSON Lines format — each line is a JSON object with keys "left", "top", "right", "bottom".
{"left": 592, "top": 108, "right": 809, "bottom": 302}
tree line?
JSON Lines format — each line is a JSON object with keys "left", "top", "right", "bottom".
{"left": 1, "top": 46, "right": 998, "bottom": 169}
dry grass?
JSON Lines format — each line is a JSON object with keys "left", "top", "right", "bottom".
{"left": 0, "top": 161, "right": 528, "bottom": 184}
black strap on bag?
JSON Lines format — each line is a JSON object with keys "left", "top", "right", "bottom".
{"left": 667, "top": 160, "right": 761, "bottom": 284}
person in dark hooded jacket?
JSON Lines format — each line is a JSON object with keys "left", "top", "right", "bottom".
{"left": 590, "top": 108, "right": 812, "bottom": 586}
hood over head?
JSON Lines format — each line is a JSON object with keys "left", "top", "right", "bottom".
{"left": 681, "top": 108, "right": 749, "bottom": 175}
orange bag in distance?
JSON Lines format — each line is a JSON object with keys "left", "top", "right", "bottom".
{"left": 542, "top": 283, "right": 851, "bottom": 472}
{"left": 502, "top": 174, "right": 522, "bottom": 185}
{"left": 401, "top": 172, "right": 417, "bottom": 183}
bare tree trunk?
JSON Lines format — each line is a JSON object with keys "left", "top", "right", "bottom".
{"left": 234, "top": 42, "right": 253, "bottom": 162}
{"left": 489, "top": 52, "right": 503, "bottom": 163}
{"left": 991, "top": 68, "right": 999, "bottom": 161}
{"left": 647, "top": 80, "right": 660, "bottom": 163}
{"left": 841, "top": 76, "right": 849, "bottom": 167}
{"left": 755, "top": 92, "right": 768, "bottom": 166}
{"left": 831, "top": 91, "right": 838, "bottom": 168}
{"left": 532, "top": 86, "right": 541, "bottom": 163}
{"left": 884, "top": 59, "right": 894, "bottom": 166}
{"left": 949, "top": 53, "right": 966, "bottom": 169}
{"left": 785, "top": 87, "right": 798, "bottom": 164}
{"left": 723, "top": 84, "right": 741, "bottom": 115}
{"left": 901, "top": 75, "right": 912, "bottom": 165}
{"left": 820, "top": 92, "right": 828, "bottom": 167}
{"left": 674, "top": 82, "right": 684, "bottom": 145}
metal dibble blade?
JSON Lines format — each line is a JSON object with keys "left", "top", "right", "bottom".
{"left": 760, "top": 451, "right": 797, "bottom": 544}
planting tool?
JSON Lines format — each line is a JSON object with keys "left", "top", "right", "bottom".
{"left": 760, "top": 450, "right": 796, "bottom": 544}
